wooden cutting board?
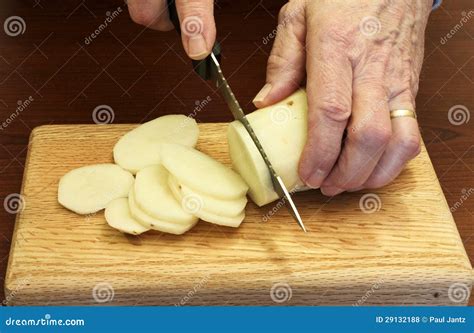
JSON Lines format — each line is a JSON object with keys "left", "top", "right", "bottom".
{"left": 5, "top": 124, "right": 473, "bottom": 305}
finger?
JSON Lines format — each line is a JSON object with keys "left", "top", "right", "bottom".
{"left": 320, "top": 81, "right": 392, "bottom": 196}
{"left": 253, "top": 3, "right": 306, "bottom": 108}
{"left": 298, "top": 19, "right": 353, "bottom": 189}
{"left": 176, "top": 0, "right": 216, "bottom": 60}
{"left": 363, "top": 91, "right": 421, "bottom": 189}
{"left": 128, "top": 0, "right": 174, "bottom": 31}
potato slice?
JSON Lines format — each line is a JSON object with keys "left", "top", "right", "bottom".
{"left": 113, "top": 115, "right": 199, "bottom": 174}
{"left": 161, "top": 143, "right": 248, "bottom": 200}
{"left": 134, "top": 164, "right": 198, "bottom": 224}
{"left": 197, "top": 209, "right": 245, "bottom": 228}
{"left": 129, "top": 188, "right": 196, "bottom": 235}
{"left": 105, "top": 198, "right": 150, "bottom": 235}
{"left": 227, "top": 90, "right": 308, "bottom": 206}
{"left": 58, "top": 164, "right": 134, "bottom": 214}
{"left": 168, "top": 175, "right": 246, "bottom": 217}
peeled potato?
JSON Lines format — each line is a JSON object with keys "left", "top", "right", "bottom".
{"left": 113, "top": 115, "right": 199, "bottom": 174}
{"left": 161, "top": 143, "right": 248, "bottom": 200}
{"left": 134, "top": 164, "right": 198, "bottom": 225}
{"left": 58, "top": 164, "right": 134, "bottom": 214}
{"left": 105, "top": 198, "right": 150, "bottom": 235}
{"left": 197, "top": 209, "right": 245, "bottom": 228}
{"left": 168, "top": 175, "right": 246, "bottom": 217}
{"left": 129, "top": 188, "right": 196, "bottom": 235}
{"left": 228, "top": 89, "right": 308, "bottom": 206}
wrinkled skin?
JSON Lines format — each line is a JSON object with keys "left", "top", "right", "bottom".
{"left": 129, "top": 0, "right": 432, "bottom": 196}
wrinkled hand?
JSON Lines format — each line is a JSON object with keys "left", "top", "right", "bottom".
{"left": 128, "top": 0, "right": 216, "bottom": 60}
{"left": 253, "top": 0, "right": 432, "bottom": 196}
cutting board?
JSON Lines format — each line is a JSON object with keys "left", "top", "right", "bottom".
{"left": 5, "top": 124, "right": 473, "bottom": 305}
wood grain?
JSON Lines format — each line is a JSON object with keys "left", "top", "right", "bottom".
{"left": 4, "top": 123, "right": 472, "bottom": 305}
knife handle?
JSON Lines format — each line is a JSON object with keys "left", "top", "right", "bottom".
{"left": 166, "top": 0, "right": 221, "bottom": 80}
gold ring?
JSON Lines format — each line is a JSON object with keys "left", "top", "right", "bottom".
{"left": 390, "top": 109, "right": 417, "bottom": 119}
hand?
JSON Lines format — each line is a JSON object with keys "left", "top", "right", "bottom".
{"left": 128, "top": 0, "right": 216, "bottom": 60}
{"left": 253, "top": 0, "right": 431, "bottom": 196}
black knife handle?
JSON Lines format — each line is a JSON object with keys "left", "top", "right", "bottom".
{"left": 166, "top": 0, "right": 221, "bottom": 80}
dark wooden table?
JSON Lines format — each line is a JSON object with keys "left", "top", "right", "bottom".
{"left": 0, "top": 0, "right": 472, "bottom": 304}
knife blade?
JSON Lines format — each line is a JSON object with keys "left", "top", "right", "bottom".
{"left": 208, "top": 54, "right": 306, "bottom": 232}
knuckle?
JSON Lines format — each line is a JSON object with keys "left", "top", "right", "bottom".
{"left": 267, "top": 53, "right": 290, "bottom": 70}
{"left": 129, "top": 6, "right": 156, "bottom": 27}
{"left": 266, "top": 52, "right": 303, "bottom": 76}
{"left": 368, "top": 47, "right": 391, "bottom": 64}
{"left": 278, "top": 3, "right": 291, "bottom": 22}
{"left": 129, "top": 6, "right": 170, "bottom": 30}
{"left": 303, "top": 136, "right": 340, "bottom": 172}
{"left": 352, "top": 125, "right": 391, "bottom": 148}
{"left": 334, "top": 175, "right": 363, "bottom": 190}
{"left": 278, "top": 2, "right": 302, "bottom": 24}
{"left": 179, "top": 1, "right": 211, "bottom": 18}
{"left": 320, "top": 22, "right": 353, "bottom": 49}
{"left": 390, "top": 87, "right": 414, "bottom": 104}
{"left": 346, "top": 180, "right": 364, "bottom": 190}
{"left": 365, "top": 175, "right": 391, "bottom": 189}
{"left": 396, "top": 133, "right": 421, "bottom": 158}
{"left": 317, "top": 97, "right": 352, "bottom": 123}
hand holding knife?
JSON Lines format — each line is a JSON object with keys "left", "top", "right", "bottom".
{"left": 166, "top": 0, "right": 306, "bottom": 232}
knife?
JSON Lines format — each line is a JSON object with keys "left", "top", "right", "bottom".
{"left": 166, "top": 0, "right": 306, "bottom": 232}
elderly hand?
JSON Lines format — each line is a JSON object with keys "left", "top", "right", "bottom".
{"left": 128, "top": 0, "right": 216, "bottom": 60}
{"left": 253, "top": 0, "right": 432, "bottom": 196}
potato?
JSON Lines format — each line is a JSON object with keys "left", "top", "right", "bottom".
{"left": 58, "top": 164, "right": 134, "bottom": 214}
{"left": 168, "top": 175, "right": 247, "bottom": 217}
{"left": 161, "top": 143, "right": 248, "bottom": 200}
{"left": 196, "top": 209, "right": 245, "bottom": 228}
{"left": 227, "top": 90, "right": 308, "bottom": 206}
{"left": 134, "top": 164, "right": 198, "bottom": 224}
{"left": 113, "top": 115, "right": 199, "bottom": 174}
{"left": 129, "top": 188, "right": 197, "bottom": 235}
{"left": 105, "top": 198, "right": 150, "bottom": 235}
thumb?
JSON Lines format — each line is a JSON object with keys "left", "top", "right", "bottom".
{"left": 176, "top": 0, "right": 216, "bottom": 60}
{"left": 253, "top": 3, "right": 306, "bottom": 108}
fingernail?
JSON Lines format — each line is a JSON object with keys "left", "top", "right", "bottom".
{"left": 303, "top": 168, "right": 326, "bottom": 189}
{"left": 188, "top": 34, "right": 208, "bottom": 59}
{"left": 320, "top": 186, "right": 344, "bottom": 197}
{"left": 253, "top": 83, "right": 272, "bottom": 106}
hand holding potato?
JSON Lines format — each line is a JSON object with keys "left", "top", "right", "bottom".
{"left": 253, "top": 0, "right": 432, "bottom": 196}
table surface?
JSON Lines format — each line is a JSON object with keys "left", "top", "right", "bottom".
{"left": 0, "top": 0, "right": 472, "bottom": 304}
